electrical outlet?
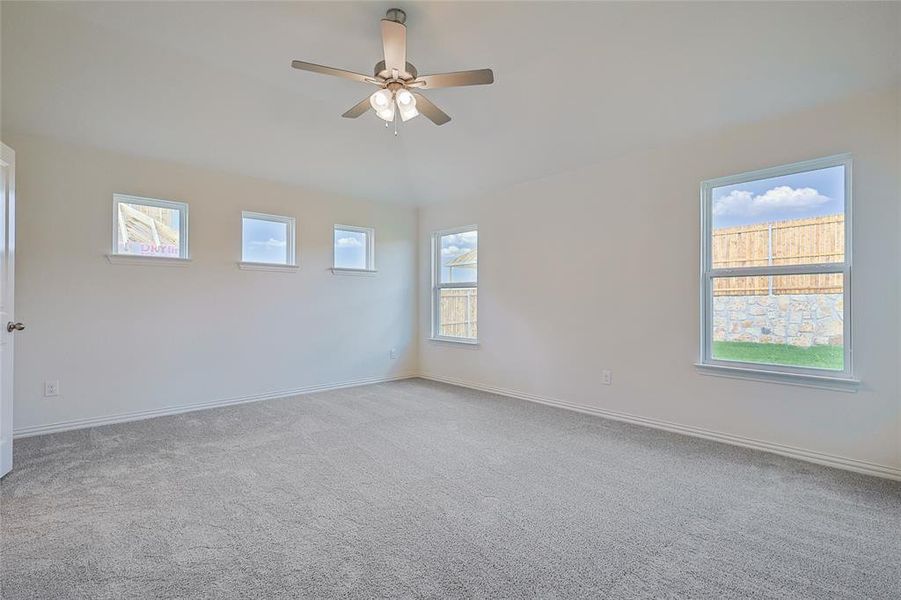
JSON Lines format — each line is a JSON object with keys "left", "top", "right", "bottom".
{"left": 44, "top": 380, "right": 60, "bottom": 397}
{"left": 601, "top": 370, "right": 612, "bottom": 385}
{"left": 389, "top": 348, "right": 398, "bottom": 360}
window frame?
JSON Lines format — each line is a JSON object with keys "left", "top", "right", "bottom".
{"left": 430, "top": 225, "right": 479, "bottom": 345}
{"left": 239, "top": 210, "right": 297, "bottom": 270}
{"left": 698, "top": 154, "right": 855, "bottom": 384}
{"left": 332, "top": 224, "right": 376, "bottom": 274}
{"left": 111, "top": 193, "right": 189, "bottom": 260}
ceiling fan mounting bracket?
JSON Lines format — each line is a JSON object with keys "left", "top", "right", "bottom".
{"left": 384, "top": 8, "right": 406, "bottom": 25}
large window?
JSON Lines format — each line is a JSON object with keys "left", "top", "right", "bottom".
{"left": 333, "top": 225, "right": 375, "bottom": 271}
{"left": 241, "top": 211, "right": 296, "bottom": 267}
{"left": 700, "top": 155, "right": 852, "bottom": 379}
{"left": 113, "top": 194, "right": 188, "bottom": 259}
{"left": 432, "top": 227, "right": 478, "bottom": 342}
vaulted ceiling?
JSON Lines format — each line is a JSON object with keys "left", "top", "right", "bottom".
{"left": 2, "top": 1, "right": 899, "bottom": 205}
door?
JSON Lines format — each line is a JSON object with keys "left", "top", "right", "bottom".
{"left": 0, "top": 143, "right": 17, "bottom": 478}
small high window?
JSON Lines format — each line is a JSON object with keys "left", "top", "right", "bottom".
{"left": 113, "top": 194, "right": 188, "bottom": 259}
{"left": 333, "top": 225, "right": 375, "bottom": 272}
{"left": 241, "top": 212, "right": 296, "bottom": 266}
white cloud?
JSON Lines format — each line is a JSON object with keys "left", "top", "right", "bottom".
{"left": 250, "top": 237, "right": 286, "bottom": 248}
{"left": 336, "top": 236, "right": 363, "bottom": 247}
{"left": 714, "top": 186, "right": 829, "bottom": 217}
{"left": 440, "top": 231, "right": 477, "bottom": 256}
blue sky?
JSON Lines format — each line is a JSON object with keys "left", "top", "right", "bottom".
{"left": 440, "top": 230, "right": 477, "bottom": 283}
{"left": 712, "top": 165, "right": 844, "bottom": 229}
{"left": 243, "top": 218, "right": 288, "bottom": 264}
{"left": 334, "top": 229, "right": 367, "bottom": 269}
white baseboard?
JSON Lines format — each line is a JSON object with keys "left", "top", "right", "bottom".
{"left": 418, "top": 373, "right": 901, "bottom": 482}
{"left": 12, "top": 373, "right": 417, "bottom": 439}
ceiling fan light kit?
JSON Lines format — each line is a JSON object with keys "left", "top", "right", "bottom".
{"left": 291, "top": 8, "right": 494, "bottom": 133}
{"left": 369, "top": 88, "right": 395, "bottom": 122}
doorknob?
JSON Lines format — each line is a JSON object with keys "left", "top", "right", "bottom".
{"left": 6, "top": 322, "right": 24, "bottom": 332}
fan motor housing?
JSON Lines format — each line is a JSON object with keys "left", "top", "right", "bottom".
{"left": 374, "top": 60, "right": 417, "bottom": 81}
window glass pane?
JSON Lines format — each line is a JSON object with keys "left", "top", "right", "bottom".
{"left": 711, "top": 274, "right": 843, "bottom": 370}
{"left": 334, "top": 229, "right": 368, "bottom": 269}
{"left": 711, "top": 165, "right": 845, "bottom": 268}
{"left": 439, "top": 230, "right": 477, "bottom": 284}
{"left": 243, "top": 217, "right": 289, "bottom": 264}
{"left": 117, "top": 202, "right": 181, "bottom": 257}
{"left": 439, "top": 287, "right": 477, "bottom": 339}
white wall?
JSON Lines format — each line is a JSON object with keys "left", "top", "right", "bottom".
{"left": 419, "top": 87, "right": 901, "bottom": 472}
{"left": 9, "top": 134, "right": 417, "bottom": 433}
{"left": 5, "top": 90, "right": 899, "bottom": 476}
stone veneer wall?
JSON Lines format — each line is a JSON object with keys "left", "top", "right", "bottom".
{"left": 712, "top": 294, "right": 843, "bottom": 347}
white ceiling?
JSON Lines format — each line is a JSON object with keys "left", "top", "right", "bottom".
{"left": 2, "top": 1, "right": 899, "bottom": 205}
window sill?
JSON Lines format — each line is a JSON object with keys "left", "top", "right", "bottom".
{"left": 238, "top": 262, "right": 299, "bottom": 272}
{"left": 106, "top": 254, "right": 191, "bottom": 267}
{"left": 694, "top": 362, "right": 859, "bottom": 392}
{"left": 330, "top": 268, "right": 378, "bottom": 277}
{"left": 428, "top": 336, "right": 480, "bottom": 347}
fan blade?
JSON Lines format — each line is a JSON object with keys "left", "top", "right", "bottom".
{"left": 413, "top": 69, "right": 494, "bottom": 89}
{"left": 412, "top": 93, "right": 451, "bottom": 126}
{"left": 380, "top": 19, "right": 406, "bottom": 74}
{"left": 291, "top": 60, "right": 374, "bottom": 84}
{"left": 342, "top": 97, "right": 372, "bottom": 119}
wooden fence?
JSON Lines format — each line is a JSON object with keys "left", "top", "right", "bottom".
{"left": 713, "top": 214, "right": 843, "bottom": 296}
{"left": 439, "top": 288, "right": 477, "bottom": 338}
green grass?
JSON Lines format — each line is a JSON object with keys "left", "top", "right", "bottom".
{"left": 712, "top": 341, "right": 843, "bottom": 370}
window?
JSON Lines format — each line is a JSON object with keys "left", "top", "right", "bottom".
{"left": 241, "top": 211, "right": 296, "bottom": 267}
{"left": 333, "top": 225, "right": 375, "bottom": 272}
{"left": 432, "top": 227, "right": 478, "bottom": 342}
{"left": 113, "top": 194, "right": 188, "bottom": 259}
{"left": 700, "top": 155, "right": 852, "bottom": 380}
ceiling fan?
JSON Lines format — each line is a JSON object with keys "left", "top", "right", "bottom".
{"left": 291, "top": 8, "right": 494, "bottom": 128}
